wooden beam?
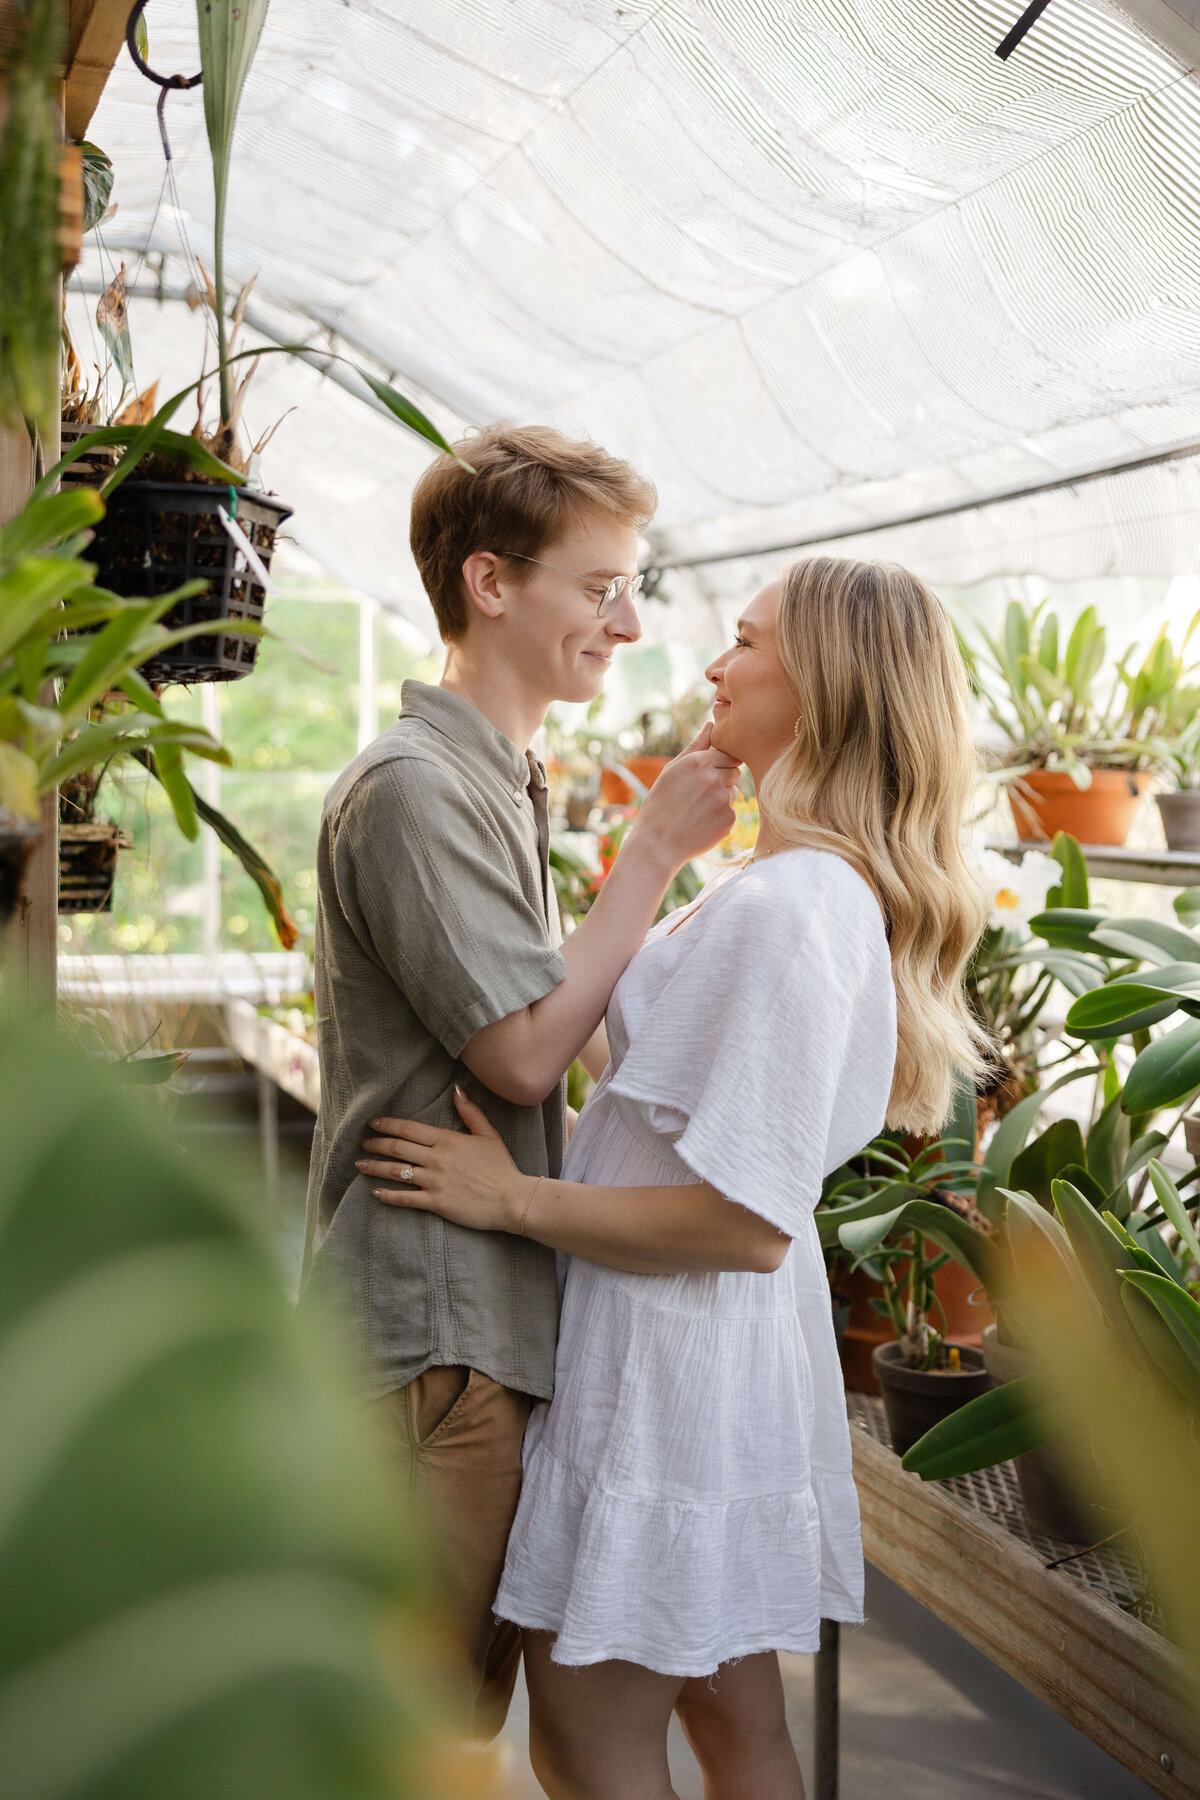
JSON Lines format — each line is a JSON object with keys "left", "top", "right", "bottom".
{"left": 852, "top": 1424, "right": 1200, "bottom": 1799}
{"left": 64, "top": 0, "right": 129, "bottom": 140}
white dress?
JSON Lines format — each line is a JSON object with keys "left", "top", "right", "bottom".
{"left": 494, "top": 849, "right": 897, "bottom": 1676}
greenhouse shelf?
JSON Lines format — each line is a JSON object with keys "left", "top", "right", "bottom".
{"left": 811, "top": 1395, "right": 1199, "bottom": 1800}
{"left": 988, "top": 843, "right": 1200, "bottom": 889}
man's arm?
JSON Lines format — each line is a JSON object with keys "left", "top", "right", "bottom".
{"left": 360, "top": 1093, "right": 791, "bottom": 1275}
{"left": 459, "top": 736, "right": 739, "bottom": 1106}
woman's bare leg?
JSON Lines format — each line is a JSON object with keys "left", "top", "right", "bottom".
{"left": 674, "top": 1652, "right": 804, "bottom": 1800}
{"left": 523, "top": 1630, "right": 686, "bottom": 1800}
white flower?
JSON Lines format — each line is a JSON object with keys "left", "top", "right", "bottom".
{"left": 975, "top": 847, "right": 1061, "bottom": 933}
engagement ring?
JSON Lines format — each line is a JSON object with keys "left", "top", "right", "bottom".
{"left": 400, "top": 1166, "right": 414, "bottom": 1183}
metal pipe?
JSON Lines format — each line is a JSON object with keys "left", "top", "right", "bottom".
{"left": 645, "top": 434, "right": 1200, "bottom": 572}
{"left": 814, "top": 1616, "right": 840, "bottom": 1800}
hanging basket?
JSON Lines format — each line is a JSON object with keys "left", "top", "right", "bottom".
{"left": 90, "top": 481, "right": 292, "bottom": 684}
{"left": 58, "top": 420, "right": 120, "bottom": 489}
{"left": 58, "top": 821, "right": 132, "bottom": 913}
{"left": 0, "top": 810, "right": 42, "bottom": 927}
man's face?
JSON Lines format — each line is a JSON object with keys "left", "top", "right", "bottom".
{"left": 484, "top": 513, "right": 644, "bottom": 704}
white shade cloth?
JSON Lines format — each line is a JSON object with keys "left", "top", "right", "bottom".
{"left": 78, "top": 0, "right": 1200, "bottom": 624}
{"left": 494, "top": 849, "right": 896, "bottom": 1674}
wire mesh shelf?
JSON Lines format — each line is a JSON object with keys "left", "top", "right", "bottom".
{"left": 847, "top": 1391, "right": 1160, "bottom": 1631}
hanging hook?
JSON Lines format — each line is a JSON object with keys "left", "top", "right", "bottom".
{"left": 996, "top": 0, "right": 1054, "bottom": 59}
{"left": 125, "top": 0, "right": 202, "bottom": 89}
{"left": 126, "top": 1, "right": 201, "bottom": 162}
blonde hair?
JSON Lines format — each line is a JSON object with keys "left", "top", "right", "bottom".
{"left": 410, "top": 423, "right": 657, "bottom": 641}
{"left": 759, "top": 556, "right": 989, "bottom": 1135}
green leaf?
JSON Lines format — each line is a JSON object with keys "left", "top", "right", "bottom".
{"left": 1120, "top": 1272, "right": 1200, "bottom": 1407}
{"left": 1037, "top": 610, "right": 1059, "bottom": 674}
{"left": 1122, "top": 1018, "right": 1200, "bottom": 1115}
{"left": 838, "top": 1198, "right": 996, "bottom": 1288}
{"left": 1148, "top": 1161, "right": 1200, "bottom": 1272}
{"left": 133, "top": 748, "right": 299, "bottom": 949}
{"left": 1029, "top": 908, "right": 1105, "bottom": 951}
{"left": 1174, "top": 887, "right": 1200, "bottom": 929}
{"left": 0, "top": 741, "right": 39, "bottom": 820}
{"left": 359, "top": 374, "right": 464, "bottom": 460}
{"left": 1052, "top": 1177, "right": 1136, "bottom": 1303}
{"left": 976, "top": 1065, "right": 1098, "bottom": 1214}
{"left": 1047, "top": 832, "right": 1088, "bottom": 909}
{"left": 1057, "top": 1163, "right": 1110, "bottom": 1212}
{"left": 1090, "top": 919, "right": 1200, "bottom": 967}
{"left": 0, "top": 555, "right": 97, "bottom": 660}
{"left": 0, "top": 488, "right": 104, "bottom": 563}
{"left": 1085, "top": 1094, "right": 1129, "bottom": 1206}
{"left": 1065, "top": 980, "right": 1183, "bottom": 1039}
{"left": 1101, "top": 1214, "right": 1168, "bottom": 1277}
{"left": 58, "top": 600, "right": 171, "bottom": 720}
{"left": 901, "top": 1378, "right": 1049, "bottom": 1480}
{"left": 79, "top": 139, "right": 114, "bottom": 234}
{"left": 1008, "top": 1118, "right": 1085, "bottom": 1210}
{"left": 150, "top": 741, "right": 197, "bottom": 840}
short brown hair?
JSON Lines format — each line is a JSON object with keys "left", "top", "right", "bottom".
{"left": 409, "top": 423, "right": 657, "bottom": 640}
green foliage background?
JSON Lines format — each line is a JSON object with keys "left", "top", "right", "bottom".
{"left": 59, "top": 576, "right": 436, "bottom": 957}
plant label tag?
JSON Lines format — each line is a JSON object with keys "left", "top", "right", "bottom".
{"left": 218, "top": 506, "right": 274, "bottom": 593}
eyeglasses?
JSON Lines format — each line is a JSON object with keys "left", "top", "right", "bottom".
{"left": 497, "top": 551, "right": 644, "bottom": 619}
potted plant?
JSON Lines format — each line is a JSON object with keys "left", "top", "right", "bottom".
{"left": 597, "top": 689, "right": 712, "bottom": 804}
{"left": 968, "top": 838, "right": 1076, "bottom": 1131}
{"left": 57, "top": 756, "right": 132, "bottom": 913}
{"left": 0, "top": 486, "right": 295, "bottom": 943}
{"left": 969, "top": 599, "right": 1178, "bottom": 846}
{"left": 1155, "top": 709, "right": 1200, "bottom": 851}
{"left": 817, "top": 1131, "right": 996, "bottom": 1420}
{"left": 902, "top": 1172, "right": 1200, "bottom": 1546}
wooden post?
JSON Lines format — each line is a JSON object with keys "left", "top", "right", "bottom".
{"left": 0, "top": 418, "right": 59, "bottom": 1006}
{"left": 1, "top": 0, "right": 131, "bottom": 1003}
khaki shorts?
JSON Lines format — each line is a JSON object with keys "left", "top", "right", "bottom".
{"left": 373, "top": 1367, "right": 533, "bottom": 1740}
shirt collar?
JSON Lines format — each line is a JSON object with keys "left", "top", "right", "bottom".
{"left": 399, "top": 680, "right": 544, "bottom": 793}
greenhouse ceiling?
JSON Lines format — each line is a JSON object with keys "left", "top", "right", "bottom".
{"left": 77, "top": 0, "right": 1200, "bottom": 628}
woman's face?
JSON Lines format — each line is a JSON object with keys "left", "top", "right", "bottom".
{"left": 705, "top": 582, "right": 798, "bottom": 778}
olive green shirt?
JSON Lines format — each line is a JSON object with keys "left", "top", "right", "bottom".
{"left": 303, "top": 681, "right": 566, "bottom": 1401}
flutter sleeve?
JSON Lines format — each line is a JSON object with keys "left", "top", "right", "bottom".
{"left": 607, "top": 855, "right": 895, "bottom": 1238}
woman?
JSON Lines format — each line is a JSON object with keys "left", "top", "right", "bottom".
{"left": 359, "top": 557, "right": 988, "bottom": 1798}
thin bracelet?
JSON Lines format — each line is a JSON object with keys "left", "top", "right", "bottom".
{"left": 519, "top": 1176, "right": 544, "bottom": 1238}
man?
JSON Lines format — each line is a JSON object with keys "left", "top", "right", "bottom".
{"left": 304, "top": 424, "right": 739, "bottom": 1734}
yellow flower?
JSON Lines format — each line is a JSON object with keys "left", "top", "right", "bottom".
{"left": 718, "top": 795, "right": 759, "bottom": 856}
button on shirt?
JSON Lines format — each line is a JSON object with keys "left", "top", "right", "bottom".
{"left": 303, "top": 681, "right": 567, "bottom": 1401}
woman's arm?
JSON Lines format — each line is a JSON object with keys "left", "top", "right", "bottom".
{"left": 359, "top": 1090, "right": 789, "bottom": 1275}
{"left": 457, "top": 731, "right": 739, "bottom": 1107}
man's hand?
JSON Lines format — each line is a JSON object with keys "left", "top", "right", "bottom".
{"left": 627, "top": 722, "right": 741, "bottom": 874}
{"left": 359, "top": 1088, "right": 528, "bottom": 1231}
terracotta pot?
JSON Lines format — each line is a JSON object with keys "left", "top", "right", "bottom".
{"left": 1157, "top": 791, "right": 1200, "bottom": 853}
{"left": 1007, "top": 767, "right": 1150, "bottom": 846}
{"left": 840, "top": 1257, "right": 992, "bottom": 1394}
{"left": 600, "top": 754, "right": 672, "bottom": 805}
{"left": 872, "top": 1341, "right": 990, "bottom": 1457}
{"left": 981, "top": 1326, "right": 1104, "bottom": 1542}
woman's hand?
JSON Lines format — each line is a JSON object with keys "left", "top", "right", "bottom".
{"left": 358, "top": 1087, "right": 530, "bottom": 1233}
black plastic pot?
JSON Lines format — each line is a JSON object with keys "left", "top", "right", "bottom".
{"left": 90, "top": 480, "right": 292, "bottom": 684}
{"left": 58, "top": 821, "right": 131, "bottom": 914}
{"left": 872, "top": 1339, "right": 990, "bottom": 1458}
{"left": 0, "top": 812, "right": 42, "bottom": 926}
{"left": 981, "top": 1326, "right": 1102, "bottom": 1542}
{"left": 1157, "top": 791, "right": 1200, "bottom": 853}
